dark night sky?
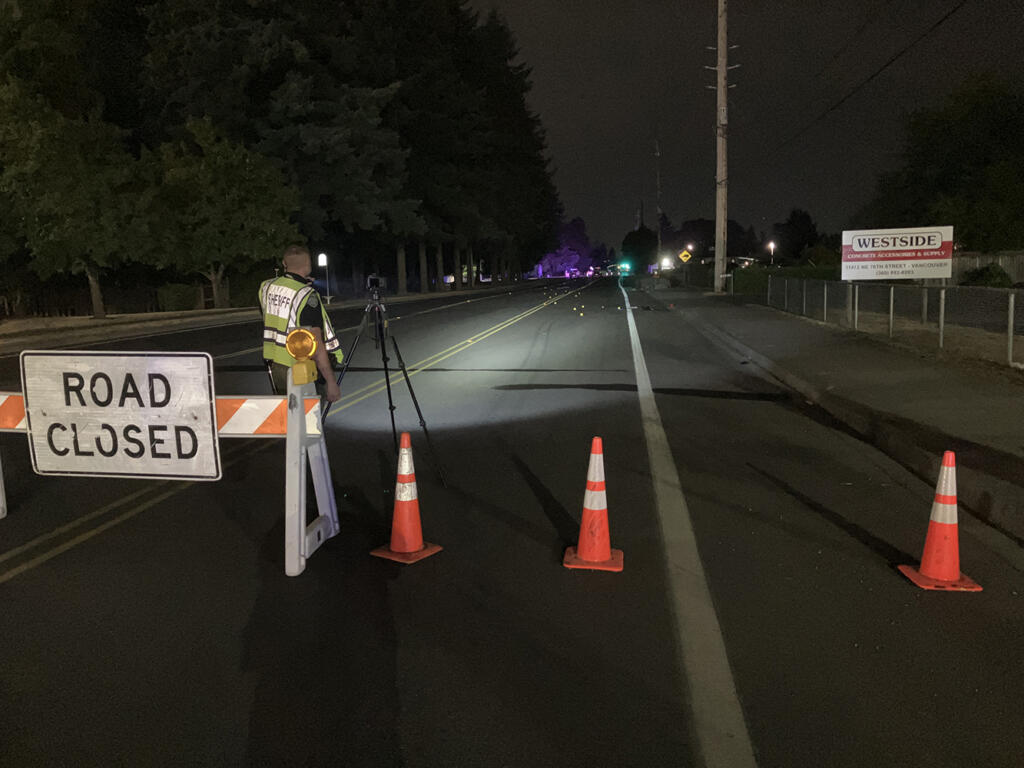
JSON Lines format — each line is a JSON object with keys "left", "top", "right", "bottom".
{"left": 470, "top": 0, "right": 1024, "bottom": 249}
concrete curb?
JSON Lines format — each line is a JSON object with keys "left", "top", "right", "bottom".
{"left": 693, "top": 319, "right": 1024, "bottom": 546}
{"left": 0, "top": 306, "right": 259, "bottom": 340}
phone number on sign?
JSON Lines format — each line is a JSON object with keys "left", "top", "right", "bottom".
{"left": 845, "top": 261, "right": 947, "bottom": 277}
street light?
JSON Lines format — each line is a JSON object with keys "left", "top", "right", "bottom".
{"left": 686, "top": 242, "right": 694, "bottom": 252}
{"left": 317, "top": 252, "right": 332, "bottom": 303}
{"left": 768, "top": 241, "right": 776, "bottom": 265}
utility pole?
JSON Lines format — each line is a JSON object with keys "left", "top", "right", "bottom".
{"left": 714, "top": 0, "right": 728, "bottom": 293}
{"left": 654, "top": 139, "right": 662, "bottom": 265}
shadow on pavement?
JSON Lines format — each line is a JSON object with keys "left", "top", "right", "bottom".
{"left": 495, "top": 382, "right": 789, "bottom": 401}
{"left": 241, "top": 481, "right": 403, "bottom": 767}
{"left": 748, "top": 463, "right": 917, "bottom": 569}
{"left": 509, "top": 453, "right": 579, "bottom": 558}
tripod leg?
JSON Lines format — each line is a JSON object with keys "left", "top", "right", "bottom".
{"left": 322, "top": 311, "right": 368, "bottom": 420}
{"left": 391, "top": 335, "right": 448, "bottom": 487}
{"left": 376, "top": 307, "right": 399, "bottom": 455}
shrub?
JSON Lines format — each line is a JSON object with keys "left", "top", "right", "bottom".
{"left": 157, "top": 283, "right": 200, "bottom": 312}
{"left": 959, "top": 263, "right": 1013, "bottom": 288}
{"left": 230, "top": 270, "right": 272, "bottom": 307}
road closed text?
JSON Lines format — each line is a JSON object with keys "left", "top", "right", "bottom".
{"left": 20, "top": 351, "right": 221, "bottom": 480}
{"left": 46, "top": 422, "right": 199, "bottom": 460}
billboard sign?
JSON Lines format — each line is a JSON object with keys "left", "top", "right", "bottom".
{"left": 841, "top": 226, "right": 953, "bottom": 281}
{"left": 20, "top": 351, "right": 221, "bottom": 480}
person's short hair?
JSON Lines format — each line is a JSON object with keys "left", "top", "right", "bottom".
{"left": 283, "top": 244, "right": 310, "bottom": 270}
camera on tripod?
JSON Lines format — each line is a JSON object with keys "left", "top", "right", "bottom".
{"left": 326, "top": 269, "right": 446, "bottom": 485}
{"left": 366, "top": 274, "right": 386, "bottom": 297}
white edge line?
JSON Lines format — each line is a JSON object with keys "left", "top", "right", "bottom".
{"left": 619, "top": 280, "right": 758, "bottom": 768}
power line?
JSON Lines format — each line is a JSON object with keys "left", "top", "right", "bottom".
{"left": 729, "top": 0, "right": 901, "bottom": 139}
{"left": 812, "top": 0, "right": 900, "bottom": 80}
{"left": 767, "top": 0, "right": 971, "bottom": 158}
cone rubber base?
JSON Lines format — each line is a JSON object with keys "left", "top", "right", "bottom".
{"left": 897, "top": 564, "right": 982, "bottom": 592}
{"left": 371, "top": 542, "right": 442, "bottom": 564}
{"left": 563, "top": 546, "right": 624, "bottom": 572}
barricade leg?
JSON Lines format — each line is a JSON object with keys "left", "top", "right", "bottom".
{"left": 0, "top": 449, "right": 7, "bottom": 519}
{"left": 305, "top": 434, "right": 339, "bottom": 558}
{"left": 284, "top": 388, "right": 309, "bottom": 576}
{"left": 284, "top": 374, "right": 341, "bottom": 577}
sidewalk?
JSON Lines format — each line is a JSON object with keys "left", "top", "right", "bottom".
{"left": 0, "top": 281, "right": 532, "bottom": 356}
{"left": 646, "top": 287, "right": 1024, "bottom": 544}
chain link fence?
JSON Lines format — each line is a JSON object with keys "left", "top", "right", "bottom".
{"left": 674, "top": 265, "right": 1023, "bottom": 369}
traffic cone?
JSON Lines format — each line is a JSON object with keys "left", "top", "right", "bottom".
{"left": 564, "top": 437, "right": 624, "bottom": 572}
{"left": 371, "top": 433, "right": 442, "bottom": 564}
{"left": 898, "top": 451, "right": 981, "bottom": 591}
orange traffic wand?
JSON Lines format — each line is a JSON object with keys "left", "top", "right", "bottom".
{"left": 898, "top": 451, "right": 981, "bottom": 591}
{"left": 371, "top": 432, "right": 442, "bottom": 564}
{"left": 564, "top": 437, "right": 624, "bottom": 572}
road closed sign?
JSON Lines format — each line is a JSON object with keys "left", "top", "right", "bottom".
{"left": 20, "top": 351, "right": 221, "bottom": 480}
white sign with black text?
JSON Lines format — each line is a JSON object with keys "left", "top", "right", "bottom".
{"left": 20, "top": 351, "right": 221, "bottom": 480}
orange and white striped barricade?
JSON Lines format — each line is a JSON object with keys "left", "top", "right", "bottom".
{"left": 0, "top": 369, "right": 339, "bottom": 576}
{"left": 0, "top": 392, "right": 27, "bottom": 519}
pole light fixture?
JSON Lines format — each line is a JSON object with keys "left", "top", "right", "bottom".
{"left": 317, "top": 252, "right": 332, "bottom": 303}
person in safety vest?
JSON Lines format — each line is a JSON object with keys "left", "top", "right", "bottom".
{"left": 259, "top": 244, "right": 343, "bottom": 401}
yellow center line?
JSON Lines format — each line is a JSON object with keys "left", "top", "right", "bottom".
{"left": 328, "top": 282, "right": 593, "bottom": 414}
{"left": 213, "top": 283, "right": 561, "bottom": 361}
{"left": 332, "top": 290, "right": 570, "bottom": 403}
{"left": 0, "top": 442, "right": 273, "bottom": 585}
{"left": 0, "top": 280, "right": 590, "bottom": 584}
{"left": 0, "top": 485, "right": 187, "bottom": 586}
{"left": 332, "top": 300, "right": 547, "bottom": 404}
{"left": 0, "top": 485, "right": 162, "bottom": 566}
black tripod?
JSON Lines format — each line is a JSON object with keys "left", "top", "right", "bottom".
{"left": 325, "top": 278, "right": 447, "bottom": 487}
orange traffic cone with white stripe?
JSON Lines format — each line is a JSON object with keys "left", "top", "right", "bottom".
{"left": 564, "top": 437, "right": 624, "bottom": 572}
{"left": 898, "top": 451, "right": 981, "bottom": 591}
{"left": 371, "top": 433, "right": 442, "bottom": 564}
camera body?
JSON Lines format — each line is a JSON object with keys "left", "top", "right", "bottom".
{"left": 366, "top": 274, "right": 387, "bottom": 302}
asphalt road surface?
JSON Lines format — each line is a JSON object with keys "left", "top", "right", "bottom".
{"left": 1, "top": 278, "right": 1022, "bottom": 767}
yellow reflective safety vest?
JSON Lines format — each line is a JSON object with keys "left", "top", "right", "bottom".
{"left": 259, "top": 274, "right": 344, "bottom": 367}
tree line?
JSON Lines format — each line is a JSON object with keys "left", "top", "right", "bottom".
{"left": 588, "top": 75, "right": 1024, "bottom": 277}
{"left": 854, "top": 75, "right": 1024, "bottom": 252}
{"left": 0, "top": 0, "right": 562, "bottom": 317}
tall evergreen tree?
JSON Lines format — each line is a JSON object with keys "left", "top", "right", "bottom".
{"left": 468, "top": 10, "right": 561, "bottom": 263}
{"left": 0, "top": 77, "right": 152, "bottom": 317}
{"left": 855, "top": 76, "right": 1024, "bottom": 250}
{"left": 142, "top": 0, "right": 422, "bottom": 241}
{"left": 153, "top": 119, "right": 303, "bottom": 307}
